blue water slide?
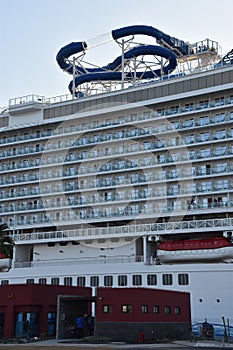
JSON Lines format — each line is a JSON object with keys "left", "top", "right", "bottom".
{"left": 112, "top": 25, "right": 189, "bottom": 56}
{"left": 68, "top": 45, "right": 177, "bottom": 93}
{"left": 56, "top": 41, "right": 87, "bottom": 73}
{"left": 56, "top": 25, "right": 188, "bottom": 93}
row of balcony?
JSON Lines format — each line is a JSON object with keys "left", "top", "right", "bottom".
{"left": 1, "top": 128, "right": 233, "bottom": 162}
{"left": 1, "top": 142, "right": 233, "bottom": 174}
{"left": 0, "top": 169, "right": 232, "bottom": 199}
{"left": 0, "top": 169, "right": 232, "bottom": 200}
{"left": 1, "top": 115, "right": 233, "bottom": 159}
{"left": 0, "top": 193, "right": 230, "bottom": 220}
{"left": 1, "top": 95, "right": 233, "bottom": 147}
{"left": 0, "top": 190, "right": 230, "bottom": 214}
{"left": 0, "top": 161, "right": 232, "bottom": 188}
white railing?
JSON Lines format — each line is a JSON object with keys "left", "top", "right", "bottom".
{"left": 3, "top": 59, "right": 232, "bottom": 111}
{"left": 12, "top": 217, "right": 233, "bottom": 243}
{"left": 9, "top": 94, "right": 45, "bottom": 107}
{"left": 14, "top": 254, "right": 143, "bottom": 268}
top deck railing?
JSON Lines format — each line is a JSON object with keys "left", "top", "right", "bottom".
{"left": 1, "top": 58, "right": 232, "bottom": 114}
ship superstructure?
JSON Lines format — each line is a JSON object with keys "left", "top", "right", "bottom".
{"left": 0, "top": 25, "right": 233, "bottom": 328}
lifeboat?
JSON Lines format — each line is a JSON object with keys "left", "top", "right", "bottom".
{"left": 157, "top": 237, "right": 233, "bottom": 263}
{"left": 0, "top": 253, "right": 12, "bottom": 271}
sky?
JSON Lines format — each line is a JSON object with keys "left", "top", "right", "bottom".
{"left": 0, "top": 0, "right": 233, "bottom": 107}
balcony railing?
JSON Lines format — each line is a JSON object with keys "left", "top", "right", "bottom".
{"left": 14, "top": 254, "right": 144, "bottom": 269}
{"left": 12, "top": 217, "right": 233, "bottom": 243}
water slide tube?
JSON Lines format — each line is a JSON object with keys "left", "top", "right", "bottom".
{"left": 56, "top": 25, "right": 188, "bottom": 93}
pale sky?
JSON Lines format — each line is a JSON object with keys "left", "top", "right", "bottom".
{"left": 0, "top": 0, "right": 232, "bottom": 107}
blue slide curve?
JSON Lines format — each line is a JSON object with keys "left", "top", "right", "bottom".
{"left": 56, "top": 25, "right": 189, "bottom": 94}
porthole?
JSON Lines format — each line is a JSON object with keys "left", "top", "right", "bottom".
{"left": 111, "top": 237, "right": 119, "bottom": 242}
{"left": 97, "top": 239, "right": 106, "bottom": 243}
{"left": 124, "top": 237, "right": 133, "bottom": 241}
{"left": 84, "top": 240, "right": 93, "bottom": 244}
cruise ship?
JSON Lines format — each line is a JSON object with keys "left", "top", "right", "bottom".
{"left": 0, "top": 25, "right": 233, "bottom": 329}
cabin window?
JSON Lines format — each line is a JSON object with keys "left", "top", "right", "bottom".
{"left": 164, "top": 306, "right": 171, "bottom": 314}
{"left": 162, "top": 274, "right": 173, "bottom": 285}
{"left": 38, "top": 278, "right": 47, "bottom": 285}
{"left": 153, "top": 305, "right": 160, "bottom": 314}
{"left": 121, "top": 304, "right": 133, "bottom": 313}
{"left": 178, "top": 273, "right": 189, "bottom": 285}
{"left": 132, "top": 274, "right": 142, "bottom": 286}
{"left": 64, "top": 277, "right": 72, "bottom": 286}
{"left": 1, "top": 280, "right": 9, "bottom": 285}
{"left": 51, "top": 278, "right": 59, "bottom": 285}
{"left": 147, "top": 274, "right": 157, "bottom": 286}
{"left": 175, "top": 306, "right": 181, "bottom": 314}
{"left": 77, "top": 276, "right": 86, "bottom": 287}
{"left": 90, "top": 276, "right": 99, "bottom": 287}
{"left": 141, "top": 305, "right": 148, "bottom": 313}
{"left": 118, "top": 275, "right": 127, "bottom": 286}
{"left": 102, "top": 305, "right": 112, "bottom": 313}
{"left": 104, "top": 275, "right": 113, "bottom": 287}
{"left": 26, "top": 279, "right": 34, "bottom": 284}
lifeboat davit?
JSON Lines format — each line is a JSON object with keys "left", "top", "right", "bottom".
{"left": 157, "top": 237, "right": 233, "bottom": 263}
